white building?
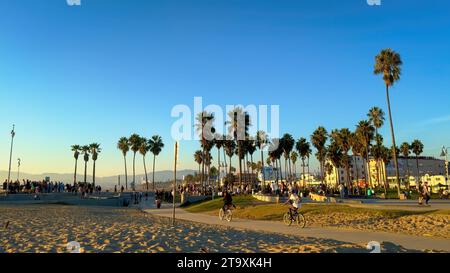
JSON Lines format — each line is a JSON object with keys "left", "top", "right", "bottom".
{"left": 325, "top": 156, "right": 367, "bottom": 186}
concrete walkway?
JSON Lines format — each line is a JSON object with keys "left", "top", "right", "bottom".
{"left": 144, "top": 206, "right": 450, "bottom": 252}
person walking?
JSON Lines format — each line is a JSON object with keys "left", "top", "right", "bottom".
{"left": 423, "top": 182, "right": 431, "bottom": 205}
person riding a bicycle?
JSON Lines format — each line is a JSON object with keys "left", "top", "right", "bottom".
{"left": 285, "top": 191, "right": 302, "bottom": 217}
{"left": 222, "top": 191, "right": 235, "bottom": 211}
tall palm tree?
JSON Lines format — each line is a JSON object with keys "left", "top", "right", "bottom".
{"left": 128, "top": 134, "right": 142, "bottom": 191}
{"left": 371, "top": 135, "right": 386, "bottom": 193}
{"left": 196, "top": 111, "right": 215, "bottom": 188}
{"left": 290, "top": 151, "right": 298, "bottom": 177}
{"left": 281, "top": 133, "right": 295, "bottom": 180}
{"left": 327, "top": 141, "right": 343, "bottom": 186}
{"left": 332, "top": 129, "right": 352, "bottom": 189}
{"left": 296, "top": 137, "right": 310, "bottom": 183}
{"left": 203, "top": 141, "right": 214, "bottom": 186}
{"left": 256, "top": 131, "right": 268, "bottom": 185}
{"left": 411, "top": 139, "right": 424, "bottom": 188}
{"left": 400, "top": 142, "right": 411, "bottom": 187}
{"left": 247, "top": 139, "right": 257, "bottom": 178}
{"left": 368, "top": 107, "right": 385, "bottom": 137}
{"left": 349, "top": 132, "right": 362, "bottom": 186}
{"left": 89, "top": 143, "right": 101, "bottom": 188}
{"left": 149, "top": 135, "right": 164, "bottom": 191}
{"left": 223, "top": 138, "right": 236, "bottom": 174}
{"left": 355, "top": 120, "right": 375, "bottom": 188}
{"left": 117, "top": 137, "right": 129, "bottom": 190}
{"left": 374, "top": 48, "right": 403, "bottom": 197}
{"left": 268, "top": 139, "right": 280, "bottom": 181}
{"left": 214, "top": 134, "right": 223, "bottom": 187}
{"left": 194, "top": 150, "right": 203, "bottom": 176}
{"left": 380, "top": 144, "right": 392, "bottom": 189}
{"left": 368, "top": 107, "right": 385, "bottom": 190}
{"left": 311, "top": 127, "right": 328, "bottom": 183}
{"left": 71, "top": 145, "right": 81, "bottom": 185}
{"left": 81, "top": 145, "right": 90, "bottom": 183}
{"left": 227, "top": 107, "right": 250, "bottom": 186}
{"left": 139, "top": 137, "right": 150, "bottom": 191}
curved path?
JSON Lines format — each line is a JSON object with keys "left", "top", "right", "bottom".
{"left": 143, "top": 204, "right": 450, "bottom": 252}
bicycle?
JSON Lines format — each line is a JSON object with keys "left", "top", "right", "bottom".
{"left": 219, "top": 206, "right": 233, "bottom": 222}
{"left": 283, "top": 208, "right": 306, "bottom": 228}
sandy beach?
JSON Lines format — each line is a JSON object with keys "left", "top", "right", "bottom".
{"left": 0, "top": 204, "right": 389, "bottom": 253}
{"left": 303, "top": 211, "right": 450, "bottom": 239}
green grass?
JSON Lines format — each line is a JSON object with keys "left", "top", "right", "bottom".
{"left": 185, "top": 195, "right": 264, "bottom": 213}
{"left": 184, "top": 195, "right": 450, "bottom": 221}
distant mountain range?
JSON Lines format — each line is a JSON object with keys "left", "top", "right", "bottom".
{"left": 0, "top": 169, "right": 197, "bottom": 188}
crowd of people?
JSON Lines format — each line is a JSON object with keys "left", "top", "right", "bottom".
{"left": 2, "top": 179, "right": 103, "bottom": 196}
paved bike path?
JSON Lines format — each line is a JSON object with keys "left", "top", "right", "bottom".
{"left": 144, "top": 206, "right": 450, "bottom": 252}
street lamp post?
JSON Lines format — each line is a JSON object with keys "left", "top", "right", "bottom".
{"left": 6, "top": 125, "right": 16, "bottom": 195}
{"left": 441, "top": 146, "right": 449, "bottom": 187}
{"left": 17, "top": 158, "right": 21, "bottom": 182}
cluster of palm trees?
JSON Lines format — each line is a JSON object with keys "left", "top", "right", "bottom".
{"left": 193, "top": 107, "right": 318, "bottom": 188}
{"left": 117, "top": 134, "right": 164, "bottom": 191}
{"left": 71, "top": 143, "right": 101, "bottom": 186}
{"left": 191, "top": 48, "right": 422, "bottom": 199}
{"left": 400, "top": 139, "right": 425, "bottom": 186}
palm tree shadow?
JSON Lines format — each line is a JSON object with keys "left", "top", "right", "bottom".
{"left": 380, "top": 241, "right": 425, "bottom": 253}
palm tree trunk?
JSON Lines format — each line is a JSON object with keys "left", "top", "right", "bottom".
{"left": 261, "top": 150, "right": 265, "bottom": 186}
{"left": 84, "top": 161, "right": 87, "bottom": 183}
{"left": 217, "top": 147, "right": 221, "bottom": 191}
{"left": 133, "top": 152, "right": 136, "bottom": 191}
{"left": 250, "top": 154, "right": 254, "bottom": 186}
{"left": 275, "top": 160, "right": 279, "bottom": 181}
{"left": 124, "top": 155, "right": 128, "bottom": 190}
{"left": 302, "top": 158, "right": 306, "bottom": 186}
{"left": 353, "top": 156, "right": 359, "bottom": 187}
{"left": 416, "top": 156, "right": 420, "bottom": 189}
{"left": 143, "top": 155, "right": 148, "bottom": 191}
{"left": 365, "top": 148, "right": 372, "bottom": 188}
{"left": 319, "top": 156, "right": 324, "bottom": 183}
{"left": 229, "top": 156, "right": 232, "bottom": 174}
{"left": 244, "top": 154, "right": 249, "bottom": 186}
{"left": 93, "top": 160, "right": 96, "bottom": 188}
{"left": 405, "top": 157, "right": 410, "bottom": 188}
{"left": 73, "top": 159, "right": 78, "bottom": 185}
{"left": 223, "top": 148, "right": 228, "bottom": 175}
{"left": 307, "top": 157, "right": 310, "bottom": 181}
{"left": 201, "top": 148, "right": 205, "bottom": 189}
{"left": 238, "top": 142, "right": 243, "bottom": 186}
{"left": 288, "top": 157, "right": 292, "bottom": 180}
{"left": 386, "top": 84, "right": 401, "bottom": 197}
{"left": 152, "top": 154, "right": 156, "bottom": 191}
{"left": 279, "top": 159, "right": 283, "bottom": 181}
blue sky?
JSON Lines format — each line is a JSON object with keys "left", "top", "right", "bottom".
{"left": 0, "top": 0, "right": 449, "bottom": 178}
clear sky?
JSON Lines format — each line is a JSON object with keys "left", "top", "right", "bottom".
{"left": 1, "top": 0, "right": 449, "bottom": 178}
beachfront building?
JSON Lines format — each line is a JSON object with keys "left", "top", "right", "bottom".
{"left": 258, "top": 166, "right": 277, "bottom": 185}
{"left": 355, "top": 156, "right": 449, "bottom": 189}
{"left": 324, "top": 156, "right": 367, "bottom": 187}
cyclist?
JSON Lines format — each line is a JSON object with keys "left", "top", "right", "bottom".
{"left": 285, "top": 190, "right": 302, "bottom": 218}
{"left": 222, "top": 191, "right": 235, "bottom": 212}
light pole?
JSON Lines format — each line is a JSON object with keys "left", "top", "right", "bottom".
{"left": 17, "top": 158, "right": 21, "bottom": 182}
{"left": 7, "top": 125, "right": 15, "bottom": 195}
{"left": 440, "top": 146, "right": 449, "bottom": 186}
